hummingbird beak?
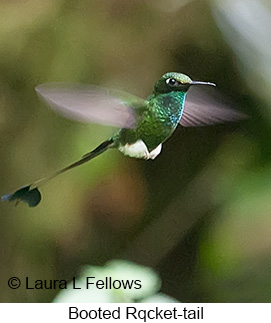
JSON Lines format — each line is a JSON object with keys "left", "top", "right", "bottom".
{"left": 190, "top": 81, "right": 216, "bottom": 87}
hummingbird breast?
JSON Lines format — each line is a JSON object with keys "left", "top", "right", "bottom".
{"left": 138, "top": 92, "right": 186, "bottom": 150}
{"left": 114, "top": 92, "right": 186, "bottom": 154}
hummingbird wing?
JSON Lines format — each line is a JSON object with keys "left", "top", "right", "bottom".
{"left": 180, "top": 87, "right": 248, "bottom": 127}
{"left": 35, "top": 83, "right": 147, "bottom": 129}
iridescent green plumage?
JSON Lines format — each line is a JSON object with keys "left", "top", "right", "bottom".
{"left": 112, "top": 72, "right": 207, "bottom": 158}
{"left": 2, "top": 72, "right": 246, "bottom": 207}
{"left": 114, "top": 90, "right": 187, "bottom": 152}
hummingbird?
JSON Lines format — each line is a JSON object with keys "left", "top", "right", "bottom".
{"left": 2, "top": 72, "right": 246, "bottom": 207}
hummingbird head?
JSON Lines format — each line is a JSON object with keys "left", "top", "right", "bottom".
{"left": 153, "top": 72, "right": 216, "bottom": 95}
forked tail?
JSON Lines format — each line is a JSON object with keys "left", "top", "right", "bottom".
{"left": 1, "top": 139, "right": 114, "bottom": 207}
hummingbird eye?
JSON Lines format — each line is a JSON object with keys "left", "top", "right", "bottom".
{"left": 166, "top": 78, "right": 179, "bottom": 87}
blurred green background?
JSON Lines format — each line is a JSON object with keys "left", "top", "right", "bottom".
{"left": 1, "top": 0, "right": 270, "bottom": 302}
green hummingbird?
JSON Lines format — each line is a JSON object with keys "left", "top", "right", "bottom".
{"left": 2, "top": 72, "right": 246, "bottom": 207}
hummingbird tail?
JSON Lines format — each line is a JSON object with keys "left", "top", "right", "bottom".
{"left": 1, "top": 138, "right": 115, "bottom": 207}
{"left": 52, "top": 138, "right": 114, "bottom": 178}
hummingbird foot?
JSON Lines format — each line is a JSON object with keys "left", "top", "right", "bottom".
{"left": 149, "top": 144, "right": 162, "bottom": 160}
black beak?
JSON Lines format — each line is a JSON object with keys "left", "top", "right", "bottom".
{"left": 190, "top": 81, "right": 216, "bottom": 87}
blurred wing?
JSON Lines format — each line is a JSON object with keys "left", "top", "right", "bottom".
{"left": 180, "top": 87, "right": 248, "bottom": 127}
{"left": 35, "top": 83, "right": 147, "bottom": 129}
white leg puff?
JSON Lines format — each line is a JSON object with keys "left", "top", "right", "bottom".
{"left": 118, "top": 140, "right": 162, "bottom": 160}
{"left": 119, "top": 139, "right": 150, "bottom": 159}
